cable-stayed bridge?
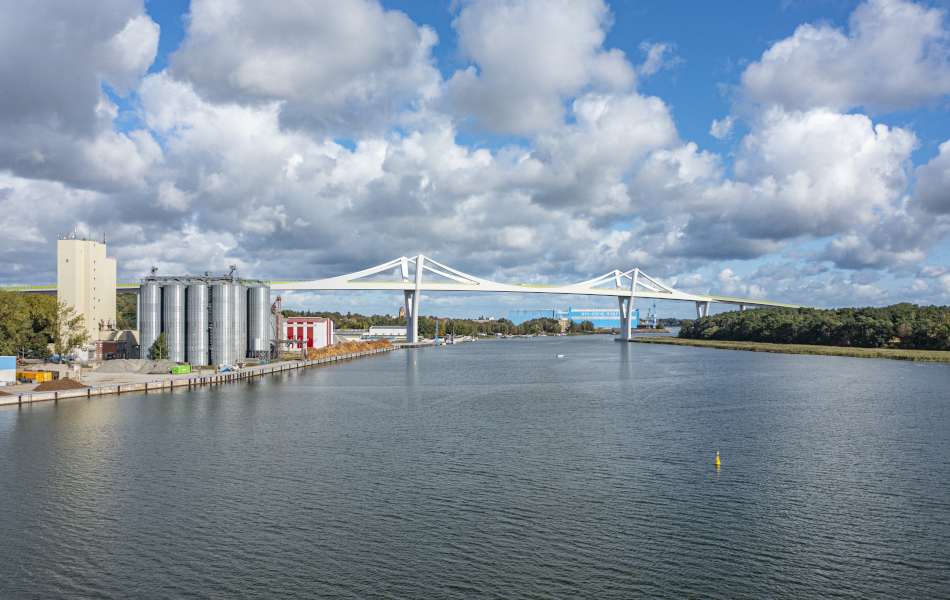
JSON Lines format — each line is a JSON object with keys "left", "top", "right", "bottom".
{"left": 273, "top": 254, "right": 807, "bottom": 343}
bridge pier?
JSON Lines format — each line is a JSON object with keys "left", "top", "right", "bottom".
{"left": 404, "top": 290, "right": 415, "bottom": 343}
{"left": 618, "top": 297, "right": 629, "bottom": 340}
{"left": 695, "top": 301, "right": 711, "bottom": 319}
{"left": 404, "top": 254, "right": 424, "bottom": 343}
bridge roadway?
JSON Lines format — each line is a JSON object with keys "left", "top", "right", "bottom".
{"left": 273, "top": 255, "right": 808, "bottom": 343}
{"left": 3, "top": 254, "right": 808, "bottom": 344}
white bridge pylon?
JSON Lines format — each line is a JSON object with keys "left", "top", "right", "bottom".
{"left": 272, "top": 254, "right": 807, "bottom": 343}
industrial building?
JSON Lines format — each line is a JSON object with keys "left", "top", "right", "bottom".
{"left": 0, "top": 356, "right": 15, "bottom": 387}
{"left": 138, "top": 271, "right": 275, "bottom": 364}
{"left": 283, "top": 317, "right": 333, "bottom": 350}
{"left": 57, "top": 233, "right": 117, "bottom": 341}
{"left": 87, "top": 340, "right": 129, "bottom": 360}
{"left": 509, "top": 307, "right": 640, "bottom": 330}
{"left": 367, "top": 325, "right": 406, "bottom": 339}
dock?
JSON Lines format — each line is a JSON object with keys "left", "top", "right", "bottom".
{"left": 0, "top": 345, "right": 398, "bottom": 407}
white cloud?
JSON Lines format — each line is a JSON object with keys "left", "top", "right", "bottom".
{"left": 155, "top": 182, "right": 194, "bottom": 211}
{"left": 0, "top": 0, "right": 160, "bottom": 187}
{"left": 741, "top": 0, "right": 950, "bottom": 111}
{"left": 709, "top": 116, "right": 734, "bottom": 140}
{"left": 732, "top": 107, "right": 916, "bottom": 238}
{"left": 914, "top": 139, "right": 950, "bottom": 214}
{"left": 448, "top": 0, "right": 635, "bottom": 133}
{"left": 171, "top": 0, "right": 441, "bottom": 132}
{"left": 103, "top": 14, "right": 160, "bottom": 92}
{"left": 918, "top": 265, "right": 950, "bottom": 278}
{"left": 637, "top": 41, "right": 682, "bottom": 77}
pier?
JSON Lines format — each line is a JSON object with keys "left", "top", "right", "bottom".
{"left": 1, "top": 345, "right": 398, "bottom": 407}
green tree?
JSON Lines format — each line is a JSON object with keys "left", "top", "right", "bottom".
{"left": 935, "top": 314, "right": 950, "bottom": 350}
{"left": 0, "top": 291, "right": 30, "bottom": 355}
{"left": 0, "top": 292, "right": 56, "bottom": 358}
{"left": 678, "top": 304, "right": 950, "bottom": 350}
{"left": 150, "top": 332, "right": 169, "bottom": 360}
{"left": 50, "top": 300, "right": 89, "bottom": 363}
{"left": 116, "top": 294, "right": 137, "bottom": 330}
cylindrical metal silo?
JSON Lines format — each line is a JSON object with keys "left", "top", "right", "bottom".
{"left": 232, "top": 282, "right": 247, "bottom": 361}
{"left": 247, "top": 284, "right": 271, "bottom": 359}
{"left": 162, "top": 282, "right": 186, "bottom": 362}
{"left": 139, "top": 282, "right": 162, "bottom": 359}
{"left": 211, "top": 282, "right": 234, "bottom": 365}
{"left": 186, "top": 281, "right": 209, "bottom": 366}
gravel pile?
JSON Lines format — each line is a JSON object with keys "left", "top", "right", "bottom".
{"left": 33, "top": 379, "right": 90, "bottom": 392}
{"left": 93, "top": 359, "right": 180, "bottom": 374}
{"left": 0, "top": 390, "right": 12, "bottom": 397}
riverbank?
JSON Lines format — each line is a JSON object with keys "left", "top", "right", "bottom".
{"left": 628, "top": 336, "right": 950, "bottom": 362}
{"left": 567, "top": 328, "right": 670, "bottom": 336}
{"left": 0, "top": 345, "right": 398, "bottom": 407}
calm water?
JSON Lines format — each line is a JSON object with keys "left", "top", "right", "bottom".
{"left": 1, "top": 336, "right": 948, "bottom": 599}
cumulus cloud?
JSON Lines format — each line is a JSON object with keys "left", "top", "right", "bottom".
{"left": 732, "top": 108, "right": 916, "bottom": 238}
{"left": 914, "top": 139, "right": 950, "bottom": 214}
{"left": 171, "top": 0, "right": 441, "bottom": 133}
{"left": 103, "top": 14, "right": 160, "bottom": 92}
{"left": 0, "top": 173, "right": 113, "bottom": 281}
{"left": 741, "top": 0, "right": 950, "bottom": 111}
{"left": 709, "top": 116, "right": 734, "bottom": 140}
{"left": 918, "top": 265, "right": 950, "bottom": 278}
{"left": 0, "top": 0, "right": 160, "bottom": 188}
{"left": 0, "top": 0, "right": 158, "bottom": 136}
{"left": 618, "top": 105, "right": 919, "bottom": 273}
{"left": 448, "top": 0, "right": 635, "bottom": 133}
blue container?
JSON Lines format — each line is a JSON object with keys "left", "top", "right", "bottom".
{"left": 0, "top": 356, "right": 15, "bottom": 370}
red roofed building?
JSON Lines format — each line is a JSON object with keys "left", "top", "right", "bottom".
{"left": 284, "top": 317, "right": 333, "bottom": 349}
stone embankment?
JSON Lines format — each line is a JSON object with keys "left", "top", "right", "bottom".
{"left": 0, "top": 342, "right": 397, "bottom": 407}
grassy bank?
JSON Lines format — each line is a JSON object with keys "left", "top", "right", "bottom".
{"left": 628, "top": 337, "right": 950, "bottom": 362}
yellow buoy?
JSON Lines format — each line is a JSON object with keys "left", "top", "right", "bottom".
{"left": 715, "top": 451, "right": 721, "bottom": 469}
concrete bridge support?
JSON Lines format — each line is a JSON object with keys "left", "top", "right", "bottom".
{"left": 404, "top": 254, "right": 424, "bottom": 343}
{"left": 617, "top": 269, "right": 639, "bottom": 341}
{"left": 695, "top": 301, "right": 712, "bottom": 319}
{"left": 404, "top": 290, "right": 415, "bottom": 342}
{"left": 618, "top": 297, "right": 630, "bottom": 340}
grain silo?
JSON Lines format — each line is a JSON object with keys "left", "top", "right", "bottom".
{"left": 186, "top": 281, "right": 209, "bottom": 366}
{"left": 139, "top": 269, "right": 270, "bottom": 365}
{"left": 232, "top": 283, "right": 247, "bottom": 361}
{"left": 162, "top": 281, "right": 186, "bottom": 362}
{"left": 139, "top": 281, "right": 162, "bottom": 359}
{"left": 247, "top": 284, "right": 271, "bottom": 359}
{"left": 211, "top": 281, "right": 234, "bottom": 365}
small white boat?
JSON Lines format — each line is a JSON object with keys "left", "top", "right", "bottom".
{"left": 556, "top": 354, "right": 564, "bottom": 358}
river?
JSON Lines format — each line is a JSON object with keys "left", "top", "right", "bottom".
{"left": 1, "top": 335, "right": 948, "bottom": 598}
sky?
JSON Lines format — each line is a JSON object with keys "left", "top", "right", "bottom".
{"left": 1, "top": 0, "right": 950, "bottom": 319}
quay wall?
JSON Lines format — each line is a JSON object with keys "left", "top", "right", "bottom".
{"left": 0, "top": 346, "right": 398, "bottom": 407}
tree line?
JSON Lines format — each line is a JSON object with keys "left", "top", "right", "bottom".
{"left": 0, "top": 290, "right": 90, "bottom": 359}
{"left": 281, "top": 309, "right": 600, "bottom": 336}
{"left": 678, "top": 303, "right": 950, "bottom": 350}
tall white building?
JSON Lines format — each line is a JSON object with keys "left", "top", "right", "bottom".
{"left": 57, "top": 235, "right": 117, "bottom": 341}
